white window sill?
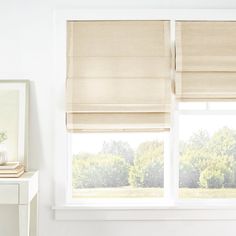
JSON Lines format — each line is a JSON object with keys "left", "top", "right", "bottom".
{"left": 53, "top": 201, "right": 236, "bottom": 221}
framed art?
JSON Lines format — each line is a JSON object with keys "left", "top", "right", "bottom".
{"left": 0, "top": 80, "right": 29, "bottom": 170}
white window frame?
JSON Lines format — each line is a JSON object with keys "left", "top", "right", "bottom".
{"left": 177, "top": 102, "right": 236, "bottom": 203}
{"left": 52, "top": 8, "right": 236, "bottom": 220}
{"left": 67, "top": 131, "right": 170, "bottom": 206}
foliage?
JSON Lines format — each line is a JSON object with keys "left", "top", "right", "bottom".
{"left": 72, "top": 153, "right": 129, "bottom": 188}
{"left": 135, "top": 140, "right": 163, "bottom": 158}
{"left": 0, "top": 132, "right": 7, "bottom": 144}
{"left": 199, "top": 168, "right": 224, "bottom": 189}
{"left": 179, "top": 149, "right": 209, "bottom": 188}
{"left": 199, "top": 155, "right": 234, "bottom": 188}
{"left": 208, "top": 127, "right": 236, "bottom": 157}
{"left": 101, "top": 140, "right": 134, "bottom": 164}
{"left": 179, "top": 159, "right": 200, "bottom": 188}
{"left": 180, "top": 128, "right": 236, "bottom": 189}
{"left": 72, "top": 127, "right": 236, "bottom": 190}
{"left": 188, "top": 129, "right": 210, "bottom": 150}
{"left": 129, "top": 140, "right": 164, "bottom": 187}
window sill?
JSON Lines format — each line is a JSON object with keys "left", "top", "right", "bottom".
{"left": 53, "top": 202, "right": 236, "bottom": 221}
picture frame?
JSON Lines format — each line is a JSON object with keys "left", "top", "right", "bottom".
{"left": 0, "top": 80, "right": 29, "bottom": 170}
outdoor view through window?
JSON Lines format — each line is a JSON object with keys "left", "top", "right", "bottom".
{"left": 71, "top": 132, "right": 167, "bottom": 199}
{"left": 179, "top": 102, "right": 236, "bottom": 199}
{"left": 70, "top": 102, "right": 236, "bottom": 200}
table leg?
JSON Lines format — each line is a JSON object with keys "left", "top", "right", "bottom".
{"left": 19, "top": 204, "right": 30, "bottom": 236}
{"left": 31, "top": 193, "right": 38, "bottom": 236}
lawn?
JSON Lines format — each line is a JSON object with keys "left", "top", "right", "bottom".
{"left": 180, "top": 188, "right": 236, "bottom": 199}
{"left": 72, "top": 187, "right": 236, "bottom": 199}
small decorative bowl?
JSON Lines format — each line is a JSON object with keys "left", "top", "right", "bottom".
{"left": 0, "top": 151, "right": 7, "bottom": 165}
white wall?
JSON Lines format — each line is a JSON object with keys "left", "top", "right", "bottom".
{"left": 1, "top": 1, "right": 236, "bottom": 236}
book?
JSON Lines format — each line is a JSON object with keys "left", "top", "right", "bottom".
{"left": 0, "top": 170, "right": 24, "bottom": 178}
{"left": 0, "top": 162, "right": 20, "bottom": 170}
{"left": 0, "top": 164, "right": 24, "bottom": 174}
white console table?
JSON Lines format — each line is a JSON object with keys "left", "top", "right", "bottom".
{"left": 0, "top": 171, "right": 38, "bottom": 236}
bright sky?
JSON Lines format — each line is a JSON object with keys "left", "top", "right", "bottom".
{"left": 179, "top": 114, "right": 236, "bottom": 141}
{"left": 71, "top": 132, "right": 167, "bottom": 155}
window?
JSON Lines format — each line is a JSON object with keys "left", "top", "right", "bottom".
{"left": 64, "top": 19, "right": 236, "bottom": 205}
{"left": 53, "top": 10, "right": 236, "bottom": 222}
{"left": 179, "top": 102, "right": 236, "bottom": 199}
{"left": 66, "top": 20, "right": 172, "bottom": 202}
{"left": 69, "top": 102, "right": 236, "bottom": 201}
{"left": 70, "top": 132, "right": 168, "bottom": 199}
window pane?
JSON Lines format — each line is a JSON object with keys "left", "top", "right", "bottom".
{"left": 178, "top": 102, "right": 207, "bottom": 110}
{"left": 208, "top": 102, "right": 236, "bottom": 111}
{"left": 71, "top": 132, "right": 167, "bottom": 199}
{"left": 179, "top": 107, "right": 236, "bottom": 199}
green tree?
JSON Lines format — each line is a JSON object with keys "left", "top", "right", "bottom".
{"left": 129, "top": 140, "right": 164, "bottom": 187}
{"left": 179, "top": 130, "right": 210, "bottom": 188}
{"left": 72, "top": 154, "right": 129, "bottom": 188}
{"left": 136, "top": 140, "right": 163, "bottom": 158}
{"left": 199, "top": 168, "right": 224, "bottom": 188}
{"left": 180, "top": 128, "right": 236, "bottom": 188}
{"left": 179, "top": 148, "right": 209, "bottom": 188}
{"left": 199, "top": 155, "right": 234, "bottom": 188}
{"left": 101, "top": 140, "right": 134, "bottom": 164}
{"left": 187, "top": 129, "right": 210, "bottom": 150}
{"left": 209, "top": 127, "right": 236, "bottom": 157}
{"left": 208, "top": 127, "right": 236, "bottom": 187}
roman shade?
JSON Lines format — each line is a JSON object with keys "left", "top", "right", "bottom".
{"left": 66, "top": 21, "right": 171, "bottom": 132}
{"left": 175, "top": 21, "right": 236, "bottom": 100}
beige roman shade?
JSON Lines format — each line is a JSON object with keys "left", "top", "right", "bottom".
{"left": 175, "top": 21, "right": 236, "bottom": 100}
{"left": 66, "top": 21, "right": 171, "bottom": 131}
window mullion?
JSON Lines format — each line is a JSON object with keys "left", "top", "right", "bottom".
{"left": 164, "top": 99, "right": 179, "bottom": 204}
{"left": 164, "top": 19, "right": 179, "bottom": 205}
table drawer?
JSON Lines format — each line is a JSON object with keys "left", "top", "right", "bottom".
{"left": 0, "top": 184, "right": 18, "bottom": 204}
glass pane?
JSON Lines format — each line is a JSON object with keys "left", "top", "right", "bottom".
{"left": 208, "top": 102, "right": 236, "bottom": 111}
{"left": 71, "top": 132, "right": 167, "bottom": 199}
{"left": 179, "top": 112, "right": 236, "bottom": 199}
{"left": 178, "top": 102, "right": 207, "bottom": 110}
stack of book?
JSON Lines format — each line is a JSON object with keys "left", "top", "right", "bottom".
{"left": 0, "top": 162, "right": 24, "bottom": 178}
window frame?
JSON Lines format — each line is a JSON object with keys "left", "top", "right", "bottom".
{"left": 53, "top": 8, "right": 236, "bottom": 220}
{"left": 65, "top": 106, "right": 231, "bottom": 206}
{"left": 67, "top": 131, "right": 170, "bottom": 205}
{"left": 177, "top": 101, "right": 236, "bottom": 202}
